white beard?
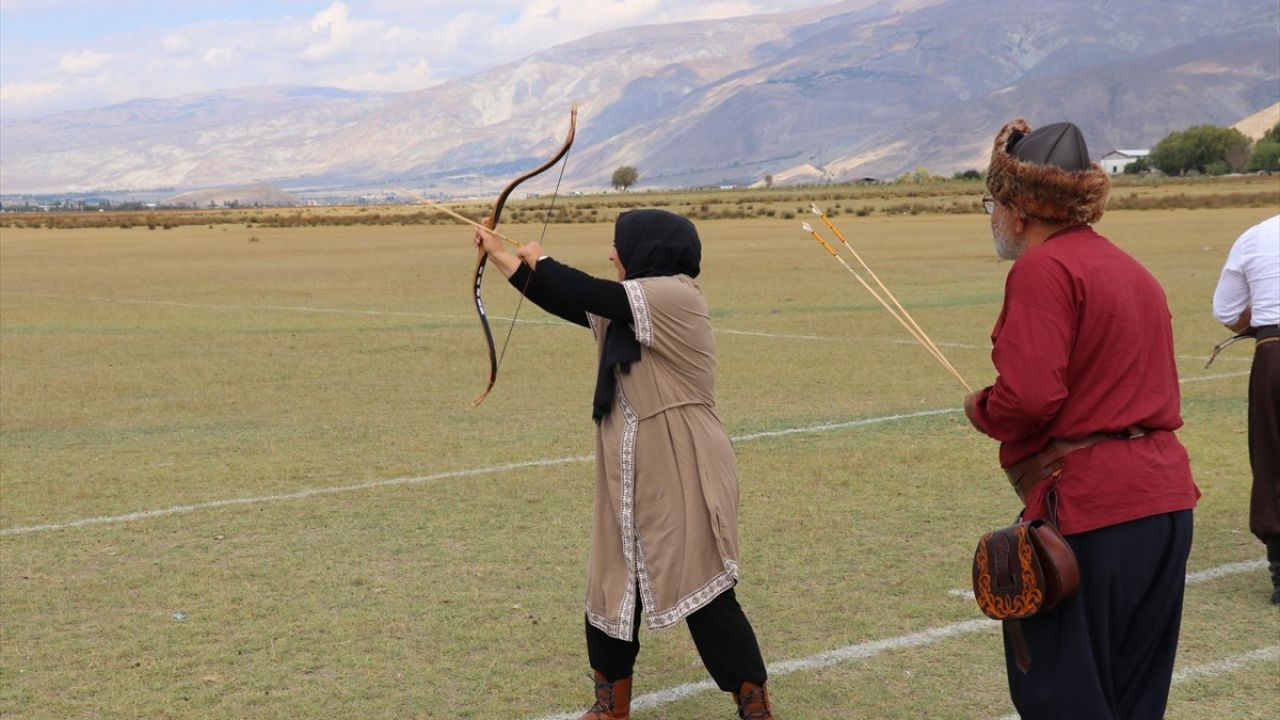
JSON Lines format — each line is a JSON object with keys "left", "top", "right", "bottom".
{"left": 992, "top": 214, "right": 1024, "bottom": 260}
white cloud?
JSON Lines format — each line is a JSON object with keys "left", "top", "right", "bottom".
{"left": 202, "top": 48, "right": 235, "bottom": 67}
{"left": 473, "top": 0, "right": 793, "bottom": 64}
{"left": 0, "top": 79, "right": 63, "bottom": 107}
{"left": 162, "top": 33, "right": 190, "bottom": 53}
{"left": 329, "top": 59, "right": 435, "bottom": 92}
{"left": 683, "top": 2, "right": 771, "bottom": 21}
{"left": 55, "top": 50, "right": 110, "bottom": 74}
{"left": 0, "top": 0, "right": 835, "bottom": 119}
{"left": 301, "top": 1, "right": 358, "bottom": 62}
{"left": 0, "top": 75, "right": 134, "bottom": 118}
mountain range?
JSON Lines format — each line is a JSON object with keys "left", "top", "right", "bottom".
{"left": 1, "top": 0, "right": 1277, "bottom": 197}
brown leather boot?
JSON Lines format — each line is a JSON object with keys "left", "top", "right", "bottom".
{"left": 577, "top": 670, "right": 632, "bottom": 720}
{"left": 733, "top": 681, "right": 774, "bottom": 719}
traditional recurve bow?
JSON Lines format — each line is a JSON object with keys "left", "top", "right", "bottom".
{"left": 1204, "top": 330, "right": 1253, "bottom": 368}
{"left": 471, "top": 103, "right": 577, "bottom": 407}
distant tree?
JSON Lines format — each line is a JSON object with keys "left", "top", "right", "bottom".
{"left": 1122, "top": 156, "right": 1151, "bottom": 175}
{"left": 1147, "top": 124, "right": 1252, "bottom": 175}
{"left": 1246, "top": 121, "right": 1280, "bottom": 172}
{"left": 612, "top": 166, "right": 639, "bottom": 191}
{"left": 764, "top": 174, "right": 774, "bottom": 188}
{"left": 896, "top": 166, "right": 942, "bottom": 183}
{"left": 953, "top": 169, "right": 983, "bottom": 180}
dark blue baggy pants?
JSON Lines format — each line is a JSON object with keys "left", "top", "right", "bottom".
{"left": 1005, "top": 510, "right": 1194, "bottom": 720}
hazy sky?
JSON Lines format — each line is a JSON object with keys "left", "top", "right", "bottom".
{"left": 0, "top": 0, "right": 835, "bottom": 119}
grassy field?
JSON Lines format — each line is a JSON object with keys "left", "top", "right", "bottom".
{"left": 1, "top": 188, "right": 1278, "bottom": 718}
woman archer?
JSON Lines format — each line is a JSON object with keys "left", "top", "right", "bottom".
{"left": 473, "top": 209, "right": 776, "bottom": 720}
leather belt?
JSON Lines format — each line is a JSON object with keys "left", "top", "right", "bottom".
{"left": 1257, "top": 325, "right": 1280, "bottom": 344}
{"left": 1005, "top": 426, "right": 1148, "bottom": 503}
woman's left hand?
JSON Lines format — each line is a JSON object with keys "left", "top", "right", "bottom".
{"left": 473, "top": 227, "right": 522, "bottom": 279}
{"left": 474, "top": 226, "right": 505, "bottom": 256}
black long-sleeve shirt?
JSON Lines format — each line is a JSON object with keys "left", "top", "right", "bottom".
{"left": 507, "top": 258, "right": 633, "bottom": 327}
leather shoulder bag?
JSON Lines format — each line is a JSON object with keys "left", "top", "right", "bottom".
{"left": 972, "top": 475, "right": 1079, "bottom": 672}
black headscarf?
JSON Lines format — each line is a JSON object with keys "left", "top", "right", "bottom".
{"left": 592, "top": 209, "right": 701, "bottom": 422}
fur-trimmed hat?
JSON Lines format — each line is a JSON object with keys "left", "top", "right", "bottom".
{"left": 985, "top": 119, "right": 1110, "bottom": 225}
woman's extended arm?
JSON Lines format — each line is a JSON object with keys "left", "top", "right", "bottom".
{"left": 475, "top": 230, "right": 632, "bottom": 327}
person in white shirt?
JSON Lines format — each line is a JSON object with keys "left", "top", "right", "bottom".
{"left": 1212, "top": 213, "right": 1280, "bottom": 605}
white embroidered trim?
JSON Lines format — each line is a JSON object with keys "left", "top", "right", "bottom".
{"left": 586, "top": 384, "right": 741, "bottom": 636}
{"left": 621, "top": 280, "right": 653, "bottom": 347}
{"left": 586, "top": 597, "right": 633, "bottom": 640}
{"left": 585, "top": 386, "right": 640, "bottom": 641}
{"left": 586, "top": 313, "right": 601, "bottom": 341}
{"left": 642, "top": 560, "right": 740, "bottom": 630}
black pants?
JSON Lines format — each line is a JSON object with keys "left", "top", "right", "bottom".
{"left": 585, "top": 588, "right": 767, "bottom": 692}
{"left": 1248, "top": 341, "right": 1280, "bottom": 544}
{"left": 1005, "top": 510, "right": 1193, "bottom": 720}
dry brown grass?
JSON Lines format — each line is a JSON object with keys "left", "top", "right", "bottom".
{"left": 3, "top": 175, "right": 1275, "bottom": 231}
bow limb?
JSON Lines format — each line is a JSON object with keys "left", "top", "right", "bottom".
{"left": 1204, "top": 331, "right": 1251, "bottom": 368}
{"left": 472, "top": 103, "right": 578, "bottom": 407}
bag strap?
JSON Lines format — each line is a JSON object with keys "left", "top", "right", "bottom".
{"left": 1006, "top": 619, "right": 1032, "bottom": 673}
{"left": 1006, "top": 473, "right": 1064, "bottom": 675}
{"left": 1043, "top": 469, "right": 1063, "bottom": 527}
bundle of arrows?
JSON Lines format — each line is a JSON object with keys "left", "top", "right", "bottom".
{"left": 803, "top": 203, "right": 972, "bottom": 393}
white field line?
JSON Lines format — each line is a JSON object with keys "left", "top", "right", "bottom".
{"left": 716, "top": 329, "right": 833, "bottom": 342}
{"left": 0, "top": 409, "right": 959, "bottom": 537}
{"left": 1171, "top": 645, "right": 1280, "bottom": 682}
{"left": 717, "top": 328, "right": 987, "bottom": 350}
{"left": 0, "top": 456, "right": 591, "bottom": 537}
{"left": 0, "top": 366, "right": 1249, "bottom": 537}
{"left": 732, "top": 408, "right": 957, "bottom": 442}
{"left": 949, "top": 559, "right": 1268, "bottom": 599}
{"left": 4, "top": 291, "right": 976, "bottom": 346}
{"left": 529, "top": 564, "right": 1275, "bottom": 720}
{"left": 0, "top": 291, "right": 563, "bottom": 325}
{"left": 994, "top": 645, "right": 1280, "bottom": 720}
{"left": 1182, "top": 371, "right": 1249, "bottom": 383}
{"left": 0, "top": 291, "right": 978, "bottom": 349}
{"left": 1177, "top": 353, "right": 1251, "bottom": 364}
{"left": 7, "top": 291, "right": 1250, "bottom": 364}
{"left": 1184, "top": 558, "right": 1269, "bottom": 583}
{"left": 719, "top": 332, "right": 1254, "bottom": 363}
{"left": 721, "top": 329, "right": 1255, "bottom": 369}
{"left": 529, "top": 619, "right": 996, "bottom": 720}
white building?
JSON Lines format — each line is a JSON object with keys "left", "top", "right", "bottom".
{"left": 1100, "top": 149, "right": 1151, "bottom": 174}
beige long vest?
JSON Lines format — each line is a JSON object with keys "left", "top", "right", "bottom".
{"left": 584, "top": 274, "right": 741, "bottom": 640}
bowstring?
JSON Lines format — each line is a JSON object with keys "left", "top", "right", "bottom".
{"left": 494, "top": 146, "right": 573, "bottom": 370}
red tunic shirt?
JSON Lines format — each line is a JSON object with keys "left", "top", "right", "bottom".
{"left": 970, "top": 225, "right": 1200, "bottom": 534}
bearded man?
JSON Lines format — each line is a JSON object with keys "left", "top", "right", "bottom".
{"left": 964, "top": 119, "right": 1201, "bottom": 719}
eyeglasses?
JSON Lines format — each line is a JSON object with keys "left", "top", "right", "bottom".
{"left": 982, "top": 195, "right": 995, "bottom": 215}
